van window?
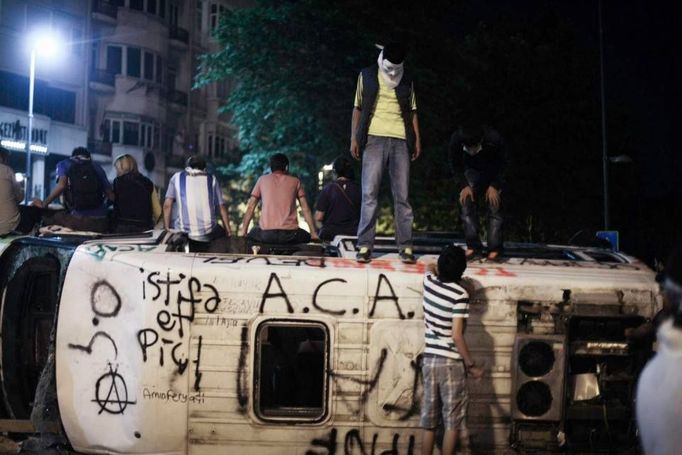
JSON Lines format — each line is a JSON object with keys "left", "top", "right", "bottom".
{"left": 254, "top": 321, "right": 328, "bottom": 422}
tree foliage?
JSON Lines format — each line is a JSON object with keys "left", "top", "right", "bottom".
{"left": 198, "top": 0, "right": 612, "bottom": 243}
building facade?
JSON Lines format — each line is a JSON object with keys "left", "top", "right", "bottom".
{"left": 0, "top": 0, "right": 243, "bottom": 199}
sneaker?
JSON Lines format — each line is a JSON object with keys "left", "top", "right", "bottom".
{"left": 356, "top": 247, "right": 371, "bottom": 263}
{"left": 399, "top": 247, "right": 416, "bottom": 264}
{"left": 486, "top": 250, "right": 500, "bottom": 261}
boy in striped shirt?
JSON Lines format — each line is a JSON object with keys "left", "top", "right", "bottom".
{"left": 421, "top": 245, "right": 483, "bottom": 455}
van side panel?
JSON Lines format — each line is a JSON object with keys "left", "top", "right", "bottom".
{"left": 56, "top": 249, "right": 195, "bottom": 454}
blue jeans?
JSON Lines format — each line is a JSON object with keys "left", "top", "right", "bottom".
{"left": 357, "top": 136, "right": 413, "bottom": 249}
{"left": 460, "top": 172, "right": 503, "bottom": 251}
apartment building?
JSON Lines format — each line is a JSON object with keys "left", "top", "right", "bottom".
{"left": 0, "top": 0, "right": 242, "bottom": 198}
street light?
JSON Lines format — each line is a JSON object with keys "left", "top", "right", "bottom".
{"left": 24, "top": 29, "right": 63, "bottom": 204}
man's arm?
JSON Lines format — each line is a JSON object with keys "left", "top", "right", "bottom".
{"left": 452, "top": 317, "right": 484, "bottom": 379}
{"left": 411, "top": 111, "right": 422, "bottom": 161}
{"left": 12, "top": 176, "right": 24, "bottom": 204}
{"left": 314, "top": 210, "right": 324, "bottom": 224}
{"left": 219, "top": 204, "right": 231, "bottom": 236}
{"left": 37, "top": 176, "right": 67, "bottom": 207}
{"left": 240, "top": 196, "right": 258, "bottom": 237}
{"left": 298, "top": 195, "right": 318, "bottom": 240}
{"left": 163, "top": 198, "right": 174, "bottom": 230}
{"left": 350, "top": 107, "right": 362, "bottom": 160}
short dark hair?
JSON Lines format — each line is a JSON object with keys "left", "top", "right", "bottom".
{"left": 383, "top": 42, "right": 406, "bottom": 64}
{"left": 0, "top": 146, "right": 9, "bottom": 164}
{"left": 458, "top": 124, "right": 485, "bottom": 147}
{"left": 72, "top": 146, "right": 91, "bottom": 158}
{"left": 437, "top": 245, "right": 467, "bottom": 283}
{"left": 186, "top": 155, "right": 207, "bottom": 170}
{"left": 270, "top": 153, "right": 289, "bottom": 172}
{"left": 332, "top": 156, "right": 354, "bottom": 180}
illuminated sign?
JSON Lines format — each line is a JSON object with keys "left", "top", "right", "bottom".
{"left": 0, "top": 120, "right": 48, "bottom": 145}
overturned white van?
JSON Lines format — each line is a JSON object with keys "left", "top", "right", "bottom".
{"left": 0, "top": 232, "right": 661, "bottom": 454}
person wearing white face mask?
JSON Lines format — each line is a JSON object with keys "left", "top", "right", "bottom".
{"left": 448, "top": 123, "right": 506, "bottom": 261}
{"left": 350, "top": 42, "right": 422, "bottom": 264}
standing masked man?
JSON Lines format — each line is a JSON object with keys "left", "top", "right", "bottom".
{"left": 350, "top": 42, "right": 422, "bottom": 264}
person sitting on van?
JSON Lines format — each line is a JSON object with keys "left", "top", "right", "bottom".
{"left": 0, "top": 146, "right": 25, "bottom": 235}
{"left": 240, "top": 153, "right": 318, "bottom": 244}
{"left": 112, "top": 154, "right": 162, "bottom": 233}
{"left": 163, "top": 155, "right": 231, "bottom": 252}
{"left": 421, "top": 245, "right": 483, "bottom": 455}
{"left": 314, "top": 156, "right": 361, "bottom": 242}
{"left": 34, "top": 146, "right": 114, "bottom": 233}
{"left": 637, "top": 242, "right": 682, "bottom": 455}
{"left": 449, "top": 123, "right": 506, "bottom": 261}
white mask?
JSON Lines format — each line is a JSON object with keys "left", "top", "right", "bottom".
{"left": 377, "top": 50, "right": 404, "bottom": 89}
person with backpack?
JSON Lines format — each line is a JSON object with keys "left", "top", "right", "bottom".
{"left": 34, "top": 147, "right": 113, "bottom": 233}
{"left": 314, "top": 156, "right": 361, "bottom": 242}
{"left": 112, "top": 154, "right": 161, "bottom": 233}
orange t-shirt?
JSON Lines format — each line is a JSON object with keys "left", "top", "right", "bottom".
{"left": 251, "top": 171, "right": 305, "bottom": 230}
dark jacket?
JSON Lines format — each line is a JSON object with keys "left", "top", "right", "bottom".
{"left": 113, "top": 172, "right": 154, "bottom": 230}
{"left": 449, "top": 127, "right": 506, "bottom": 191}
{"left": 356, "top": 64, "right": 416, "bottom": 154}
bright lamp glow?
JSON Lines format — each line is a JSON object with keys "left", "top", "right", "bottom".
{"left": 15, "top": 173, "right": 25, "bottom": 183}
{"left": 28, "top": 29, "right": 64, "bottom": 59}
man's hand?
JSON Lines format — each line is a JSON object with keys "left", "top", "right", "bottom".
{"left": 459, "top": 186, "right": 474, "bottom": 205}
{"left": 350, "top": 138, "right": 360, "bottom": 160}
{"left": 468, "top": 365, "right": 484, "bottom": 380}
{"left": 31, "top": 198, "right": 44, "bottom": 208}
{"left": 411, "top": 139, "right": 422, "bottom": 161}
{"left": 485, "top": 186, "right": 501, "bottom": 209}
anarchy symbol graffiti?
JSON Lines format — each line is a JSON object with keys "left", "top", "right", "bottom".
{"left": 91, "top": 364, "right": 136, "bottom": 415}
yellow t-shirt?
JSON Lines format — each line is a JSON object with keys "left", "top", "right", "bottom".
{"left": 354, "top": 72, "right": 417, "bottom": 140}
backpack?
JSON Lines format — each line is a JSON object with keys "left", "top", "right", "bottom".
{"left": 66, "top": 160, "right": 104, "bottom": 211}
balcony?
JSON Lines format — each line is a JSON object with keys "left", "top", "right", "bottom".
{"left": 92, "top": 0, "right": 118, "bottom": 23}
{"left": 168, "top": 90, "right": 188, "bottom": 109}
{"left": 89, "top": 69, "right": 116, "bottom": 92}
{"left": 169, "top": 26, "right": 189, "bottom": 48}
{"left": 88, "top": 140, "right": 113, "bottom": 157}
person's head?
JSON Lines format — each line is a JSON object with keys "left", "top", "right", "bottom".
{"left": 664, "top": 242, "right": 682, "bottom": 328}
{"left": 382, "top": 42, "right": 406, "bottom": 64}
{"left": 270, "top": 153, "right": 289, "bottom": 172}
{"left": 437, "top": 245, "right": 467, "bottom": 283}
{"left": 0, "top": 146, "right": 9, "bottom": 165}
{"left": 72, "top": 146, "right": 91, "bottom": 158}
{"left": 458, "top": 123, "right": 485, "bottom": 148}
{"left": 186, "top": 155, "right": 207, "bottom": 171}
{"left": 113, "top": 154, "right": 139, "bottom": 176}
{"left": 332, "top": 156, "right": 354, "bottom": 180}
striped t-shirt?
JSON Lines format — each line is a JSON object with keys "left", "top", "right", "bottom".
{"left": 422, "top": 272, "right": 470, "bottom": 360}
{"left": 165, "top": 169, "right": 223, "bottom": 241}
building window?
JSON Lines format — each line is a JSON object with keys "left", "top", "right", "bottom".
{"left": 159, "top": 0, "right": 166, "bottom": 18}
{"left": 254, "top": 320, "right": 328, "bottom": 422}
{"left": 103, "top": 119, "right": 122, "bottom": 144}
{"left": 130, "top": 0, "right": 144, "bottom": 11}
{"left": 170, "top": 1, "right": 179, "bottom": 27}
{"left": 127, "top": 47, "right": 141, "bottom": 78}
{"left": 107, "top": 46, "right": 123, "bottom": 75}
{"left": 209, "top": 3, "right": 218, "bottom": 30}
{"left": 143, "top": 51, "right": 154, "bottom": 81}
{"left": 123, "top": 121, "right": 139, "bottom": 145}
{"left": 146, "top": 0, "right": 157, "bottom": 14}
{"left": 155, "top": 55, "right": 163, "bottom": 84}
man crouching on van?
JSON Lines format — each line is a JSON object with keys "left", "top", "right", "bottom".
{"left": 421, "top": 245, "right": 483, "bottom": 455}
